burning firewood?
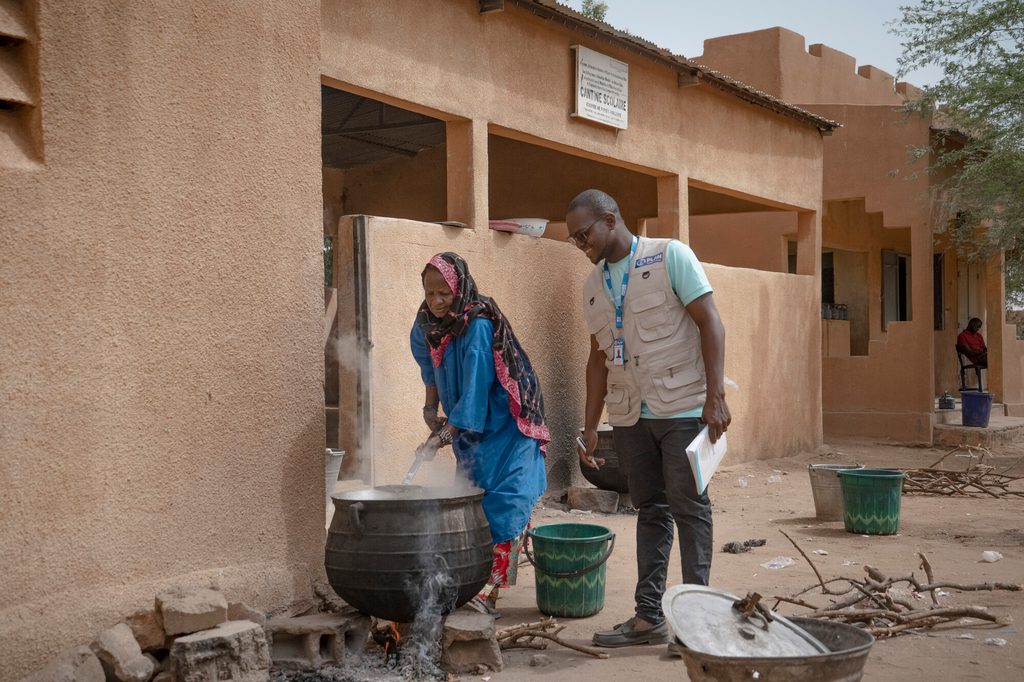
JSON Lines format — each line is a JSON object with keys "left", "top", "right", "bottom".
{"left": 772, "top": 533, "right": 1021, "bottom": 638}
{"left": 497, "top": 618, "right": 610, "bottom": 659}
{"left": 369, "top": 618, "right": 401, "bottom": 666}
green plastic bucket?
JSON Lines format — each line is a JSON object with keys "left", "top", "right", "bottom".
{"left": 526, "top": 523, "right": 615, "bottom": 618}
{"left": 838, "top": 469, "right": 905, "bottom": 535}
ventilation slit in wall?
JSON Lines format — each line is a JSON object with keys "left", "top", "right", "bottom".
{"left": 0, "top": 0, "right": 42, "bottom": 167}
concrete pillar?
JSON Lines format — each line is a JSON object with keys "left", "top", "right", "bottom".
{"left": 654, "top": 175, "right": 687, "bottom": 241}
{"left": 446, "top": 118, "right": 489, "bottom": 230}
{"left": 985, "top": 252, "right": 1005, "bottom": 400}
{"left": 797, "top": 211, "right": 823, "bottom": 443}
{"left": 795, "top": 211, "right": 819, "bottom": 276}
{"left": 910, "top": 218, "right": 935, "bottom": 414}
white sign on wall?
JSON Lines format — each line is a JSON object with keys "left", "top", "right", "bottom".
{"left": 572, "top": 45, "right": 629, "bottom": 130}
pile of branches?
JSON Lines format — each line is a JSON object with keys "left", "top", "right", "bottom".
{"left": 497, "top": 618, "right": 609, "bottom": 659}
{"left": 903, "top": 446, "right": 1024, "bottom": 499}
{"left": 773, "top": 531, "right": 1020, "bottom": 637}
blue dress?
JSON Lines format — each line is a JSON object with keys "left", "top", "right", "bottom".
{"left": 410, "top": 317, "right": 547, "bottom": 544}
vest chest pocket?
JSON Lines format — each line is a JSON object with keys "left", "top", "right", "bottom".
{"left": 592, "top": 325, "right": 615, "bottom": 352}
{"left": 604, "top": 384, "right": 631, "bottom": 416}
{"left": 651, "top": 363, "right": 703, "bottom": 402}
{"left": 629, "top": 289, "right": 678, "bottom": 342}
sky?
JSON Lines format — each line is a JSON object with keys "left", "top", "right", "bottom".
{"left": 562, "top": 0, "right": 943, "bottom": 88}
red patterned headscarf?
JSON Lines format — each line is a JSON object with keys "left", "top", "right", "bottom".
{"left": 417, "top": 252, "right": 551, "bottom": 450}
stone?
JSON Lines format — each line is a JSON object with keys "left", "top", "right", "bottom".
{"left": 143, "top": 653, "right": 163, "bottom": 673}
{"left": 157, "top": 587, "right": 228, "bottom": 636}
{"left": 23, "top": 646, "right": 105, "bottom": 682}
{"left": 169, "top": 620, "right": 270, "bottom": 682}
{"left": 567, "top": 486, "right": 619, "bottom": 513}
{"left": 264, "top": 613, "right": 370, "bottom": 671}
{"left": 530, "top": 653, "right": 552, "bottom": 667}
{"left": 91, "top": 623, "right": 155, "bottom": 682}
{"left": 228, "top": 602, "right": 266, "bottom": 627}
{"left": 440, "top": 610, "right": 502, "bottom": 674}
{"left": 125, "top": 608, "right": 166, "bottom": 651}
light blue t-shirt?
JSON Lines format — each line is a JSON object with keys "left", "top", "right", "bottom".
{"left": 603, "top": 240, "right": 712, "bottom": 419}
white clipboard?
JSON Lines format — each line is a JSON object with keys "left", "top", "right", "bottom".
{"left": 686, "top": 426, "right": 727, "bottom": 494}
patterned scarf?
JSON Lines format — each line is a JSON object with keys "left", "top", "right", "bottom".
{"left": 416, "top": 252, "right": 551, "bottom": 450}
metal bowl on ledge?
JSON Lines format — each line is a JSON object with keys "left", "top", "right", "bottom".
{"left": 579, "top": 424, "right": 629, "bottom": 494}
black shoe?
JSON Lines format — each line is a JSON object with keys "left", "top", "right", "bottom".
{"left": 592, "top": 617, "right": 670, "bottom": 648}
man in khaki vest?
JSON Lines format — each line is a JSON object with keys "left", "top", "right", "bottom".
{"left": 565, "top": 189, "right": 731, "bottom": 649}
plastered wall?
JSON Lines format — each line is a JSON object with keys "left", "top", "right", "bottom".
{"left": 820, "top": 199, "right": 932, "bottom": 439}
{"left": 696, "top": 27, "right": 920, "bottom": 107}
{"left": 832, "top": 249, "right": 870, "bottom": 356}
{"left": 1000, "top": 322, "right": 1024, "bottom": 415}
{"left": 0, "top": 2, "right": 324, "bottom": 678}
{"left": 356, "top": 217, "right": 822, "bottom": 491}
{"left": 690, "top": 212, "right": 796, "bottom": 272}
{"left": 337, "top": 145, "right": 448, "bottom": 223}
{"left": 487, "top": 135, "right": 659, "bottom": 227}
{"left": 987, "top": 257, "right": 1024, "bottom": 414}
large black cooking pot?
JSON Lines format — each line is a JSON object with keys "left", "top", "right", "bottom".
{"left": 325, "top": 484, "right": 492, "bottom": 623}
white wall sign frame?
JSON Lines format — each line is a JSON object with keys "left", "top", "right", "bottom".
{"left": 572, "top": 45, "right": 629, "bottom": 130}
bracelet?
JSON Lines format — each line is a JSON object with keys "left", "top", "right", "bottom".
{"left": 423, "top": 405, "right": 438, "bottom": 412}
{"left": 438, "top": 428, "right": 453, "bottom": 446}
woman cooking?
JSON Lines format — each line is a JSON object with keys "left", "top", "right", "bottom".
{"left": 410, "top": 252, "right": 549, "bottom": 614}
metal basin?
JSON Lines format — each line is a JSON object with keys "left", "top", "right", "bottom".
{"left": 325, "top": 484, "right": 492, "bottom": 623}
{"left": 678, "top": 617, "right": 875, "bottom": 682}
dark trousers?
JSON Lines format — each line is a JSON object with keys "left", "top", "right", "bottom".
{"left": 613, "top": 417, "right": 713, "bottom": 624}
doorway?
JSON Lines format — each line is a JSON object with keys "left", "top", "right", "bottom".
{"left": 882, "top": 250, "right": 911, "bottom": 330}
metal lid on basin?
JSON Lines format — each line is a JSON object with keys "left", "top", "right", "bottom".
{"left": 662, "top": 585, "right": 829, "bottom": 658}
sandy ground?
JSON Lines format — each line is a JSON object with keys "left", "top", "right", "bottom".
{"left": 480, "top": 436, "right": 1024, "bottom": 681}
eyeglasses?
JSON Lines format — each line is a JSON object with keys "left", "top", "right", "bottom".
{"left": 567, "top": 214, "right": 608, "bottom": 247}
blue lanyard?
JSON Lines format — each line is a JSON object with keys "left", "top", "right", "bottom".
{"left": 603, "top": 237, "right": 638, "bottom": 330}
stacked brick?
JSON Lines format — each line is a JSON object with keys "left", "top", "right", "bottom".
{"left": 20, "top": 587, "right": 369, "bottom": 682}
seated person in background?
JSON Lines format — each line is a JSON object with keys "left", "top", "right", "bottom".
{"left": 957, "top": 317, "right": 988, "bottom": 368}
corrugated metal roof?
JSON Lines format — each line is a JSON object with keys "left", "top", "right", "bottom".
{"left": 321, "top": 86, "right": 446, "bottom": 169}
{"left": 512, "top": 0, "right": 840, "bottom": 133}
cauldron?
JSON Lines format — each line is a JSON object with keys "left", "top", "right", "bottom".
{"left": 325, "top": 484, "right": 492, "bottom": 623}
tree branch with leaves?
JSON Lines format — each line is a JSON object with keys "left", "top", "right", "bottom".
{"left": 893, "top": 0, "right": 1024, "bottom": 305}
{"left": 580, "top": 0, "right": 608, "bottom": 22}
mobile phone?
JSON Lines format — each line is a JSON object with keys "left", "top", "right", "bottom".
{"left": 576, "top": 435, "right": 600, "bottom": 469}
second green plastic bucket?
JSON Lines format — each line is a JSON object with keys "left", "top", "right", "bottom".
{"left": 526, "top": 523, "right": 615, "bottom": 618}
{"left": 837, "top": 469, "right": 905, "bottom": 535}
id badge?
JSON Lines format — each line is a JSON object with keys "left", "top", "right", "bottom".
{"left": 612, "top": 337, "right": 625, "bottom": 366}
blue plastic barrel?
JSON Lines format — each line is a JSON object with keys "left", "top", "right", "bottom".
{"left": 960, "top": 390, "right": 994, "bottom": 428}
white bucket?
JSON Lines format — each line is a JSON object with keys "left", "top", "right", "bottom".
{"left": 325, "top": 448, "right": 345, "bottom": 506}
{"left": 808, "top": 464, "right": 861, "bottom": 521}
